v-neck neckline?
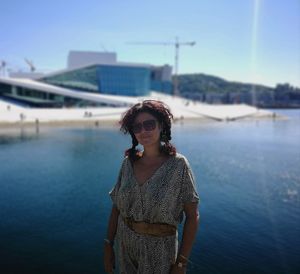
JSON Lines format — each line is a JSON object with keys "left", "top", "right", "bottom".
{"left": 129, "top": 156, "right": 173, "bottom": 187}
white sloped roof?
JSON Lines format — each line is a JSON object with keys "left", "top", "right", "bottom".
{"left": 0, "top": 77, "right": 274, "bottom": 123}
{"left": 0, "top": 77, "right": 137, "bottom": 106}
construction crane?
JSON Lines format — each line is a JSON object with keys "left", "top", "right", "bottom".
{"left": 24, "top": 58, "right": 36, "bottom": 72}
{"left": 127, "top": 37, "right": 196, "bottom": 96}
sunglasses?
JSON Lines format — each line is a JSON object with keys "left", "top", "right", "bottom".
{"left": 132, "top": 119, "right": 157, "bottom": 134}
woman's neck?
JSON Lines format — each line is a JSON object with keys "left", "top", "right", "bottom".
{"left": 142, "top": 144, "right": 162, "bottom": 158}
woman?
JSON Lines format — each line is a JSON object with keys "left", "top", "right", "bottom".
{"left": 104, "top": 100, "right": 199, "bottom": 274}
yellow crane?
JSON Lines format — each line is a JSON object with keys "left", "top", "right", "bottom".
{"left": 128, "top": 37, "right": 196, "bottom": 96}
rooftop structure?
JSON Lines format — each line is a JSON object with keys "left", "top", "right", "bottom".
{"left": 2, "top": 51, "right": 173, "bottom": 107}
{"left": 44, "top": 51, "right": 172, "bottom": 97}
{"left": 67, "top": 51, "right": 117, "bottom": 69}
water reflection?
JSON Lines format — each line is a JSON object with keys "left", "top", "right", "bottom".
{"left": 0, "top": 126, "right": 41, "bottom": 145}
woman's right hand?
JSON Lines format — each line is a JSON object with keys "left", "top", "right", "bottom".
{"left": 104, "top": 243, "right": 115, "bottom": 273}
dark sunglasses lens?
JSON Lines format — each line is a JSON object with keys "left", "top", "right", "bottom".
{"left": 143, "top": 120, "right": 156, "bottom": 131}
{"left": 132, "top": 123, "right": 142, "bottom": 134}
{"left": 132, "top": 119, "right": 157, "bottom": 134}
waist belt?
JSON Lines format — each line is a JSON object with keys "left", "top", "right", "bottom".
{"left": 122, "top": 217, "right": 176, "bottom": 237}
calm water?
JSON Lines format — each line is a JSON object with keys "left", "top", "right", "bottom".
{"left": 0, "top": 110, "right": 299, "bottom": 274}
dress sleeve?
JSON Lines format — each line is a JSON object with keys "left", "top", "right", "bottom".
{"left": 180, "top": 157, "right": 200, "bottom": 204}
{"left": 109, "top": 158, "right": 126, "bottom": 206}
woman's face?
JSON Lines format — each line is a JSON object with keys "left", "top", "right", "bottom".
{"left": 132, "top": 112, "right": 161, "bottom": 148}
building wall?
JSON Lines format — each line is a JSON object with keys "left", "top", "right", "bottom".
{"left": 67, "top": 51, "right": 117, "bottom": 69}
{"left": 40, "top": 62, "right": 172, "bottom": 97}
{"left": 0, "top": 82, "right": 108, "bottom": 108}
{"left": 150, "top": 65, "right": 173, "bottom": 94}
{"left": 41, "top": 66, "right": 100, "bottom": 92}
{"left": 40, "top": 65, "right": 153, "bottom": 96}
{"left": 150, "top": 80, "right": 172, "bottom": 94}
{"left": 98, "top": 65, "right": 150, "bottom": 96}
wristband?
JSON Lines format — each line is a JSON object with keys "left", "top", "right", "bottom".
{"left": 178, "top": 254, "right": 188, "bottom": 262}
{"left": 176, "top": 261, "right": 187, "bottom": 268}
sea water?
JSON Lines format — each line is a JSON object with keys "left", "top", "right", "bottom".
{"left": 0, "top": 110, "right": 299, "bottom": 274}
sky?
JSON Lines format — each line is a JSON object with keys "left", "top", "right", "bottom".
{"left": 0, "top": 0, "right": 299, "bottom": 88}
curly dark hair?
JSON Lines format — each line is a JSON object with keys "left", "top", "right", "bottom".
{"left": 119, "top": 100, "right": 176, "bottom": 161}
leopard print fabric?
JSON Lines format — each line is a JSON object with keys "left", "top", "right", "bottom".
{"left": 109, "top": 153, "right": 199, "bottom": 274}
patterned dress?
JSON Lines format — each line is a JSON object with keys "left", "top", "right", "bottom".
{"left": 109, "top": 153, "right": 199, "bottom": 274}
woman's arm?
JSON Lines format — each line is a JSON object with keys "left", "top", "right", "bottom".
{"left": 178, "top": 203, "right": 200, "bottom": 266}
{"left": 104, "top": 205, "right": 120, "bottom": 273}
{"left": 106, "top": 205, "right": 120, "bottom": 242}
{"left": 170, "top": 202, "right": 199, "bottom": 273}
{"left": 179, "top": 202, "right": 199, "bottom": 257}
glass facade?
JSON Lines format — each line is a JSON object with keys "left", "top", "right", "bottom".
{"left": 0, "top": 83, "right": 59, "bottom": 107}
{"left": 40, "top": 64, "right": 171, "bottom": 97}
{"left": 98, "top": 65, "right": 150, "bottom": 96}
{"left": 0, "top": 82, "right": 108, "bottom": 108}
{"left": 0, "top": 61, "right": 172, "bottom": 108}
{"left": 151, "top": 80, "right": 173, "bottom": 94}
{"left": 41, "top": 66, "right": 100, "bottom": 92}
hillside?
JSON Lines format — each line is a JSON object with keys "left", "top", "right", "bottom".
{"left": 176, "top": 73, "right": 300, "bottom": 107}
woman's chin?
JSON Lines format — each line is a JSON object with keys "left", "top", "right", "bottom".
{"left": 139, "top": 140, "right": 152, "bottom": 147}
{"left": 139, "top": 138, "right": 159, "bottom": 147}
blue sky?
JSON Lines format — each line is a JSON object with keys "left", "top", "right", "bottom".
{"left": 1, "top": 0, "right": 299, "bottom": 87}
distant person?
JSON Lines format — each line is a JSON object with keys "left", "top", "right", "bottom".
{"left": 104, "top": 100, "right": 200, "bottom": 274}
{"left": 20, "top": 113, "right": 25, "bottom": 121}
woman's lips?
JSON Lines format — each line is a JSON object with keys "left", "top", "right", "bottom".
{"left": 140, "top": 134, "right": 152, "bottom": 139}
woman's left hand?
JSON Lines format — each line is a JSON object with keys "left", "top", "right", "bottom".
{"left": 169, "top": 264, "right": 186, "bottom": 274}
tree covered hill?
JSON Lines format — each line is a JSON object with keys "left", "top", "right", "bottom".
{"left": 176, "top": 73, "right": 300, "bottom": 108}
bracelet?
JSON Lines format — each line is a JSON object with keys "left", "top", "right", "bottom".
{"left": 104, "top": 238, "right": 114, "bottom": 246}
{"left": 178, "top": 254, "right": 188, "bottom": 262}
{"left": 176, "top": 261, "right": 187, "bottom": 268}
{"left": 175, "top": 254, "right": 189, "bottom": 268}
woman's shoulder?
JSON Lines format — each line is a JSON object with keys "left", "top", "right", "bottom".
{"left": 118, "top": 155, "right": 130, "bottom": 170}
{"left": 121, "top": 153, "right": 190, "bottom": 166}
{"left": 173, "top": 152, "right": 186, "bottom": 159}
{"left": 122, "top": 155, "right": 130, "bottom": 165}
{"left": 173, "top": 152, "right": 190, "bottom": 165}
